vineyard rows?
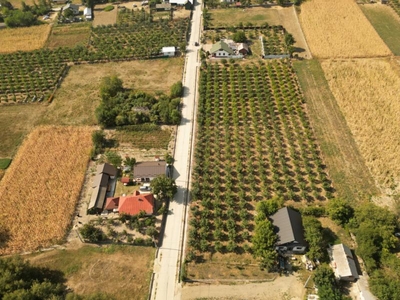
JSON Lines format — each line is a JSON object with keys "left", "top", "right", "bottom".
{"left": 188, "top": 61, "right": 333, "bottom": 256}
{"left": 0, "top": 11, "right": 189, "bottom": 103}
{"left": 389, "top": 0, "right": 400, "bottom": 17}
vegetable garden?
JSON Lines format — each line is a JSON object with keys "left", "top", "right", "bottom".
{"left": 188, "top": 60, "right": 333, "bottom": 257}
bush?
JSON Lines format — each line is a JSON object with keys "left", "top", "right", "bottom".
{"left": 170, "top": 81, "right": 183, "bottom": 98}
{"left": 327, "top": 198, "right": 353, "bottom": 225}
{"left": 232, "top": 31, "right": 246, "bottom": 43}
{"left": 104, "top": 5, "right": 114, "bottom": 11}
{"left": 5, "top": 10, "right": 38, "bottom": 27}
{"left": 79, "top": 224, "right": 105, "bottom": 242}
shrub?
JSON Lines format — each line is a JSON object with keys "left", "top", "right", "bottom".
{"left": 79, "top": 224, "right": 105, "bottom": 243}
{"left": 104, "top": 5, "right": 114, "bottom": 11}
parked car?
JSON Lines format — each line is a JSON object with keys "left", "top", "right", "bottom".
{"left": 194, "top": 42, "right": 199, "bottom": 46}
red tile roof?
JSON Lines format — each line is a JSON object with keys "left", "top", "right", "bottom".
{"left": 105, "top": 197, "right": 120, "bottom": 211}
{"left": 121, "top": 177, "right": 130, "bottom": 184}
{"left": 118, "top": 191, "right": 154, "bottom": 216}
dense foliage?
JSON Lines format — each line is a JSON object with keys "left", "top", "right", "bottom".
{"left": 151, "top": 175, "right": 177, "bottom": 201}
{"left": 303, "top": 216, "right": 325, "bottom": 260}
{"left": 326, "top": 198, "right": 353, "bottom": 226}
{"left": 79, "top": 224, "right": 106, "bottom": 242}
{"left": 2, "top": 0, "right": 50, "bottom": 27}
{"left": 313, "top": 264, "right": 343, "bottom": 300}
{"left": 252, "top": 218, "right": 277, "bottom": 270}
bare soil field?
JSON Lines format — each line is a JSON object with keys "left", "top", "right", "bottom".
{"left": 28, "top": 244, "right": 155, "bottom": 299}
{"left": 46, "top": 23, "right": 91, "bottom": 49}
{"left": 38, "top": 58, "right": 184, "bottom": 126}
{"left": 92, "top": 4, "right": 118, "bottom": 26}
{"left": 321, "top": 58, "right": 400, "bottom": 206}
{"left": 0, "top": 24, "right": 51, "bottom": 53}
{"left": 0, "top": 126, "right": 92, "bottom": 255}
{"left": 293, "top": 60, "right": 379, "bottom": 202}
{"left": 299, "top": 0, "right": 391, "bottom": 58}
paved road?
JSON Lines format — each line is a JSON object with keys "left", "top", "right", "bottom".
{"left": 151, "top": 1, "right": 202, "bottom": 299}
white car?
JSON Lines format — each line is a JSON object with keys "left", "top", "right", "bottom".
{"left": 43, "top": 15, "right": 50, "bottom": 20}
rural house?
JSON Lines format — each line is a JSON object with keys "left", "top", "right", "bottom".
{"left": 162, "top": 46, "right": 176, "bottom": 57}
{"left": 270, "top": 207, "right": 307, "bottom": 253}
{"left": 63, "top": 4, "right": 80, "bottom": 15}
{"left": 83, "top": 7, "right": 92, "bottom": 20}
{"left": 134, "top": 161, "right": 171, "bottom": 182}
{"left": 88, "top": 163, "right": 117, "bottom": 214}
{"left": 104, "top": 191, "right": 155, "bottom": 215}
{"left": 210, "top": 41, "right": 234, "bottom": 57}
{"left": 328, "top": 244, "right": 359, "bottom": 282}
{"left": 156, "top": 3, "right": 172, "bottom": 10}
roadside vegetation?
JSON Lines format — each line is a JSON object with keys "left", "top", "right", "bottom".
{"left": 0, "top": 0, "right": 51, "bottom": 27}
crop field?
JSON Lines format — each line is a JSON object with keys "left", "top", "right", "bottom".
{"left": 321, "top": 58, "right": 400, "bottom": 195}
{"left": 388, "top": 0, "right": 400, "bottom": 17}
{"left": 29, "top": 245, "right": 155, "bottom": 299}
{"left": 360, "top": 4, "right": 400, "bottom": 56}
{"left": 46, "top": 23, "right": 92, "bottom": 49}
{"left": 187, "top": 61, "right": 332, "bottom": 263}
{"left": 299, "top": 0, "right": 391, "bottom": 58}
{"left": 208, "top": 7, "right": 281, "bottom": 27}
{"left": 0, "top": 126, "right": 92, "bottom": 255}
{"left": 0, "top": 24, "right": 51, "bottom": 54}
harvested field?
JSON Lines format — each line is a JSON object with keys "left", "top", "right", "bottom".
{"left": 92, "top": 5, "right": 118, "bottom": 26}
{"left": 46, "top": 23, "right": 92, "bottom": 49}
{"left": 0, "top": 24, "right": 51, "bottom": 54}
{"left": 321, "top": 58, "right": 400, "bottom": 198}
{"left": 38, "top": 58, "right": 184, "bottom": 126}
{"left": 0, "top": 126, "right": 92, "bottom": 254}
{"left": 360, "top": 4, "right": 400, "bottom": 56}
{"left": 28, "top": 245, "right": 155, "bottom": 299}
{"left": 209, "top": 7, "right": 281, "bottom": 27}
{"left": 299, "top": 0, "right": 391, "bottom": 58}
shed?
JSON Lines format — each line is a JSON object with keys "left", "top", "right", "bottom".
{"left": 210, "top": 41, "right": 234, "bottom": 57}
{"left": 162, "top": 46, "right": 176, "bottom": 57}
{"left": 329, "top": 244, "right": 359, "bottom": 282}
{"left": 270, "top": 206, "right": 307, "bottom": 251}
{"left": 237, "top": 43, "right": 249, "bottom": 55}
{"left": 84, "top": 7, "right": 92, "bottom": 20}
{"left": 121, "top": 177, "right": 131, "bottom": 185}
{"left": 88, "top": 163, "right": 117, "bottom": 213}
{"left": 156, "top": 3, "right": 171, "bottom": 10}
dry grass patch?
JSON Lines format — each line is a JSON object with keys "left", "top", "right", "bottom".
{"left": 299, "top": 0, "right": 391, "bottom": 58}
{"left": 0, "top": 126, "right": 92, "bottom": 254}
{"left": 0, "top": 24, "right": 51, "bottom": 53}
{"left": 321, "top": 58, "right": 400, "bottom": 197}
{"left": 46, "top": 23, "right": 91, "bottom": 49}
{"left": 38, "top": 58, "right": 184, "bottom": 126}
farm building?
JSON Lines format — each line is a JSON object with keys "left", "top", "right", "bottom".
{"left": 162, "top": 46, "right": 176, "bottom": 57}
{"left": 104, "top": 191, "right": 154, "bottom": 215}
{"left": 328, "top": 244, "right": 359, "bottom": 282}
{"left": 210, "top": 41, "right": 234, "bottom": 57}
{"left": 156, "top": 3, "right": 172, "bottom": 10}
{"left": 134, "top": 161, "right": 171, "bottom": 182}
{"left": 84, "top": 7, "right": 92, "bottom": 20}
{"left": 121, "top": 177, "right": 131, "bottom": 185}
{"left": 270, "top": 207, "right": 307, "bottom": 252}
{"left": 238, "top": 43, "right": 249, "bottom": 55}
{"left": 63, "top": 4, "right": 80, "bottom": 15}
{"left": 88, "top": 163, "right": 117, "bottom": 213}
{"left": 169, "top": 0, "right": 193, "bottom": 9}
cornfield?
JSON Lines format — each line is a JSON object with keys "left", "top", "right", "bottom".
{"left": 0, "top": 126, "right": 92, "bottom": 255}
{"left": 299, "top": 0, "right": 391, "bottom": 58}
{"left": 321, "top": 58, "right": 400, "bottom": 193}
{"left": 0, "top": 25, "right": 51, "bottom": 54}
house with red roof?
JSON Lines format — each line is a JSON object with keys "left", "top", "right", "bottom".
{"left": 104, "top": 191, "right": 154, "bottom": 216}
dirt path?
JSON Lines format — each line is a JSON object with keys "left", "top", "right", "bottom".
{"left": 181, "top": 275, "right": 306, "bottom": 300}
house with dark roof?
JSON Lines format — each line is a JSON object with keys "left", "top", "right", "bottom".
{"left": 88, "top": 163, "right": 117, "bottom": 214}
{"left": 134, "top": 161, "right": 171, "bottom": 182}
{"left": 104, "top": 191, "right": 154, "bottom": 216}
{"left": 270, "top": 206, "right": 307, "bottom": 253}
{"left": 329, "top": 244, "right": 359, "bottom": 282}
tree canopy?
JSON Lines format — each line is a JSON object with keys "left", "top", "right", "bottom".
{"left": 326, "top": 198, "right": 353, "bottom": 225}
{"left": 313, "top": 264, "right": 343, "bottom": 300}
{"left": 251, "top": 219, "right": 277, "bottom": 270}
{"left": 151, "top": 175, "right": 177, "bottom": 201}
{"left": 303, "top": 216, "right": 325, "bottom": 260}
{"left": 232, "top": 31, "right": 247, "bottom": 43}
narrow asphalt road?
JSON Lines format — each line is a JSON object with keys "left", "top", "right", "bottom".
{"left": 151, "top": 1, "right": 202, "bottom": 299}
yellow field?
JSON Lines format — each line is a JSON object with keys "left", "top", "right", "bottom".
{"left": 0, "top": 126, "right": 92, "bottom": 255}
{"left": 299, "top": 0, "right": 391, "bottom": 58}
{"left": 321, "top": 58, "right": 400, "bottom": 193}
{"left": 0, "top": 24, "right": 51, "bottom": 53}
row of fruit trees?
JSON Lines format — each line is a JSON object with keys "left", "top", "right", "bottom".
{"left": 187, "top": 60, "right": 333, "bottom": 260}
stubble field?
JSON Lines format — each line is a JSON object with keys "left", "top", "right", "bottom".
{"left": 0, "top": 24, "right": 51, "bottom": 53}
{"left": 0, "top": 126, "right": 92, "bottom": 255}
{"left": 299, "top": 0, "right": 391, "bottom": 58}
{"left": 321, "top": 58, "right": 400, "bottom": 197}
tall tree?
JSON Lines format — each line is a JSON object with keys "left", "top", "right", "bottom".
{"left": 151, "top": 175, "right": 177, "bottom": 201}
{"left": 252, "top": 219, "right": 277, "bottom": 270}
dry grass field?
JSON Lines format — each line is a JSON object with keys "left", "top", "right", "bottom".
{"left": 0, "top": 24, "right": 51, "bottom": 53}
{"left": 321, "top": 58, "right": 400, "bottom": 197}
{"left": 299, "top": 0, "right": 391, "bottom": 58}
{"left": 29, "top": 245, "right": 155, "bottom": 300}
{"left": 46, "top": 23, "right": 92, "bottom": 49}
{"left": 0, "top": 126, "right": 92, "bottom": 255}
{"left": 38, "top": 58, "right": 184, "bottom": 126}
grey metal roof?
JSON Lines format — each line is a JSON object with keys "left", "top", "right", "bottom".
{"left": 134, "top": 161, "right": 167, "bottom": 178}
{"left": 97, "top": 163, "right": 117, "bottom": 177}
{"left": 270, "top": 207, "right": 306, "bottom": 246}
{"left": 330, "top": 244, "right": 359, "bottom": 280}
{"left": 92, "top": 173, "right": 109, "bottom": 188}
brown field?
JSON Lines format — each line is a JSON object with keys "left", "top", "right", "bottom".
{"left": 92, "top": 5, "right": 118, "bottom": 27}
{"left": 0, "top": 24, "right": 51, "bottom": 53}
{"left": 46, "top": 23, "right": 91, "bottom": 49}
{"left": 299, "top": 0, "right": 391, "bottom": 58}
{"left": 0, "top": 126, "right": 92, "bottom": 255}
{"left": 8, "top": 0, "right": 36, "bottom": 8}
{"left": 38, "top": 58, "right": 184, "bottom": 126}
{"left": 321, "top": 58, "right": 400, "bottom": 198}
{"left": 29, "top": 245, "right": 155, "bottom": 299}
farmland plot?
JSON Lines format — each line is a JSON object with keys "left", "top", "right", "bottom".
{"left": 188, "top": 61, "right": 332, "bottom": 260}
{"left": 321, "top": 59, "right": 400, "bottom": 198}
{"left": 0, "top": 126, "right": 92, "bottom": 255}
{"left": 299, "top": 0, "right": 391, "bottom": 58}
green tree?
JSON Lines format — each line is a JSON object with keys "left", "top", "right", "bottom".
{"left": 251, "top": 219, "right": 277, "bottom": 270}
{"left": 232, "top": 31, "right": 247, "bottom": 43}
{"left": 79, "top": 224, "right": 105, "bottom": 242}
{"left": 99, "top": 75, "right": 123, "bottom": 100}
{"left": 314, "top": 264, "right": 343, "bottom": 300}
{"left": 124, "top": 157, "right": 136, "bottom": 168}
{"left": 104, "top": 151, "right": 122, "bottom": 167}
{"left": 170, "top": 81, "right": 183, "bottom": 98}
{"left": 92, "top": 130, "right": 106, "bottom": 155}
{"left": 165, "top": 153, "right": 174, "bottom": 165}
{"left": 151, "top": 175, "right": 177, "bottom": 201}
{"left": 327, "top": 198, "right": 353, "bottom": 225}
{"left": 63, "top": 7, "right": 74, "bottom": 19}
{"left": 256, "top": 196, "right": 283, "bottom": 217}
{"left": 303, "top": 216, "right": 325, "bottom": 260}
{"left": 5, "top": 10, "right": 38, "bottom": 27}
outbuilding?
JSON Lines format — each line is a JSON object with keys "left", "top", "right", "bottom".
{"left": 328, "top": 244, "right": 359, "bottom": 282}
{"left": 162, "top": 46, "right": 176, "bottom": 57}
{"left": 84, "top": 7, "right": 92, "bottom": 20}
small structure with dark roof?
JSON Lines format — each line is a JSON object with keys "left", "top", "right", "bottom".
{"left": 121, "top": 177, "right": 131, "bottom": 185}
{"left": 329, "top": 244, "right": 359, "bottom": 282}
{"left": 270, "top": 206, "right": 307, "bottom": 252}
{"left": 134, "top": 161, "right": 169, "bottom": 182}
{"left": 156, "top": 3, "right": 171, "bottom": 10}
